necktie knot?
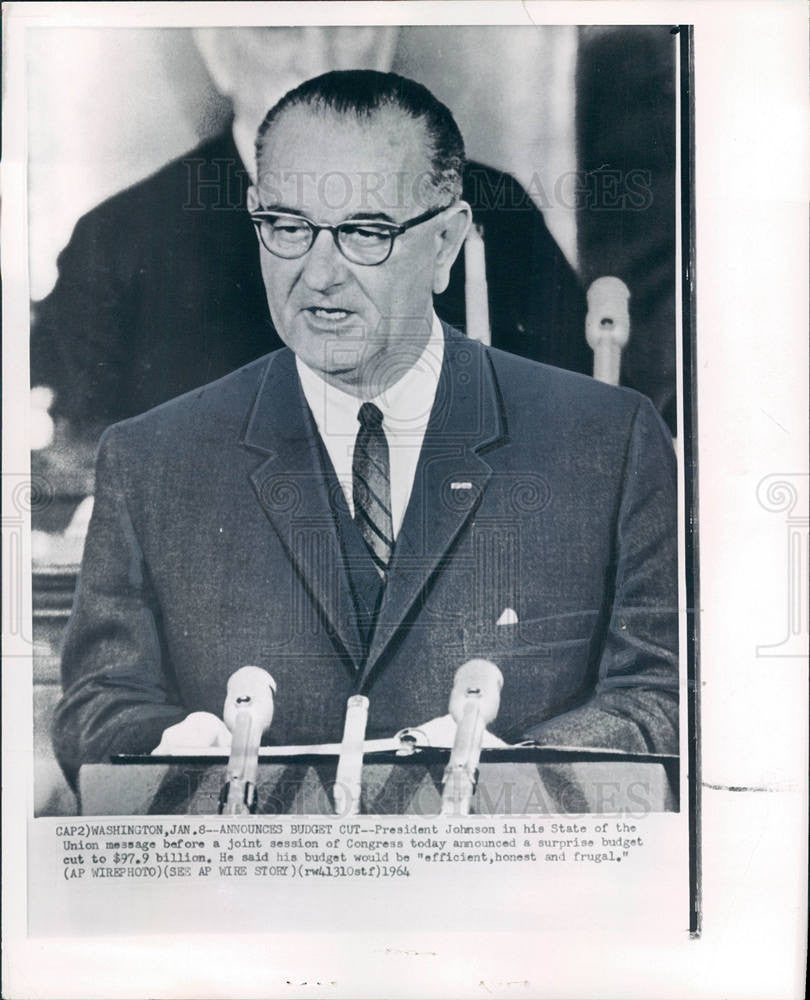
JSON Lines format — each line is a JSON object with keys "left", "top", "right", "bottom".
{"left": 357, "top": 402, "right": 384, "bottom": 431}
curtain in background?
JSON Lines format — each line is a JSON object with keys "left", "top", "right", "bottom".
{"left": 576, "top": 26, "right": 677, "bottom": 429}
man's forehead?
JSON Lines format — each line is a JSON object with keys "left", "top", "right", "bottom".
{"left": 256, "top": 104, "right": 435, "bottom": 216}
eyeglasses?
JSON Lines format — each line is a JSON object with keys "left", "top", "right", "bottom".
{"left": 249, "top": 204, "right": 451, "bottom": 266}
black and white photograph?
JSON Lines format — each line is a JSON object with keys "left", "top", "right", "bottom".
{"left": 29, "top": 21, "right": 682, "bottom": 817}
{"left": 2, "top": 3, "right": 806, "bottom": 998}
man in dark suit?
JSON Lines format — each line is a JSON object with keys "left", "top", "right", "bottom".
{"left": 53, "top": 71, "right": 677, "bottom": 785}
{"left": 31, "top": 27, "right": 587, "bottom": 441}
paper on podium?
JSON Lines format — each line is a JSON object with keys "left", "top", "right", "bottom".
{"left": 151, "top": 714, "right": 508, "bottom": 757}
{"left": 146, "top": 713, "right": 676, "bottom": 760}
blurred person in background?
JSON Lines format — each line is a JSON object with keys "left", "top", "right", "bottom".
{"left": 30, "top": 26, "right": 587, "bottom": 447}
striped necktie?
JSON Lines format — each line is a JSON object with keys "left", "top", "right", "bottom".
{"left": 353, "top": 402, "right": 394, "bottom": 574}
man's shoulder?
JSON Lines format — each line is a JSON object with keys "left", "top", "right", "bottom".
{"left": 72, "top": 130, "right": 242, "bottom": 232}
{"left": 478, "top": 340, "right": 656, "bottom": 451}
{"left": 487, "top": 342, "right": 637, "bottom": 406}
{"left": 103, "top": 350, "right": 280, "bottom": 452}
{"left": 476, "top": 343, "right": 673, "bottom": 483}
{"left": 447, "top": 325, "right": 632, "bottom": 411}
{"left": 437, "top": 326, "right": 654, "bottom": 445}
{"left": 464, "top": 160, "right": 534, "bottom": 214}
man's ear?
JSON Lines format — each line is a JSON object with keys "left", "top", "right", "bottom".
{"left": 432, "top": 201, "right": 472, "bottom": 295}
{"left": 246, "top": 185, "right": 260, "bottom": 213}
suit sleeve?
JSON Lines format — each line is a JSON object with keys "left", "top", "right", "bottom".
{"left": 521, "top": 396, "right": 680, "bottom": 754}
{"left": 52, "top": 426, "right": 187, "bottom": 786}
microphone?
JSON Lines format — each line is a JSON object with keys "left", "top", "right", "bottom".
{"left": 585, "top": 276, "right": 630, "bottom": 386}
{"left": 218, "top": 666, "right": 276, "bottom": 815}
{"left": 333, "top": 694, "right": 370, "bottom": 817}
{"left": 441, "top": 660, "right": 504, "bottom": 816}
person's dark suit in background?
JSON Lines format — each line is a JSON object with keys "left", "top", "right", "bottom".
{"left": 30, "top": 130, "right": 588, "bottom": 436}
{"left": 576, "top": 25, "right": 677, "bottom": 432}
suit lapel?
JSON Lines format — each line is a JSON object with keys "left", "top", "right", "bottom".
{"left": 360, "top": 329, "right": 507, "bottom": 688}
{"left": 240, "top": 349, "right": 365, "bottom": 669}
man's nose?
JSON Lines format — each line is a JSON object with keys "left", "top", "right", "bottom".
{"left": 301, "top": 229, "right": 348, "bottom": 292}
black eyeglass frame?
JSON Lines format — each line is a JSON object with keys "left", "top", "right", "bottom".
{"left": 249, "top": 204, "right": 452, "bottom": 266}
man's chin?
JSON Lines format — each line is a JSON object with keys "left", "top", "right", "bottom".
{"left": 289, "top": 320, "right": 369, "bottom": 371}
{"left": 295, "top": 347, "right": 366, "bottom": 391}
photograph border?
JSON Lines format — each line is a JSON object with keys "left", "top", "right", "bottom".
{"left": 3, "top": 3, "right": 807, "bottom": 998}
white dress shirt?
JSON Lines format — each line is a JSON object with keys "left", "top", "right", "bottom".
{"left": 296, "top": 315, "right": 444, "bottom": 540}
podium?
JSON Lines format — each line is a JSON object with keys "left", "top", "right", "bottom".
{"left": 79, "top": 749, "right": 678, "bottom": 815}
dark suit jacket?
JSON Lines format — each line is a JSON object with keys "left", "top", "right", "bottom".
{"left": 31, "top": 130, "right": 589, "bottom": 435}
{"left": 53, "top": 325, "right": 678, "bottom": 785}
{"left": 577, "top": 26, "right": 678, "bottom": 433}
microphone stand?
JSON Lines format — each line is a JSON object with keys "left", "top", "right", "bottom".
{"left": 218, "top": 666, "right": 276, "bottom": 816}
{"left": 441, "top": 661, "right": 503, "bottom": 816}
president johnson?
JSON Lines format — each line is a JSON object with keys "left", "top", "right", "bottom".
{"left": 53, "top": 70, "right": 679, "bottom": 784}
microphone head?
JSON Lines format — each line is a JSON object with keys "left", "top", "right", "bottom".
{"left": 448, "top": 659, "right": 504, "bottom": 726}
{"left": 223, "top": 666, "right": 276, "bottom": 733}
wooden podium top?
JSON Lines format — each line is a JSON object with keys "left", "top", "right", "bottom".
{"left": 79, "top": 749, "right": 678, "bottom": 815}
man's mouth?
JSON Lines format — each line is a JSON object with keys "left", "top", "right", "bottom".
{"left": 306, "top": 306, "right": 353, "bottom": 321}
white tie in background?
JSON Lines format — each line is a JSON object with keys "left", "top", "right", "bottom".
{"left": 464, "top": 224, "right": 491, "bottom": 346}
{"left": 219, "top": 666, "right": 276, "bottom": 815}
{"left": 441, "top": 660, "right": 504, "bottom": 816}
